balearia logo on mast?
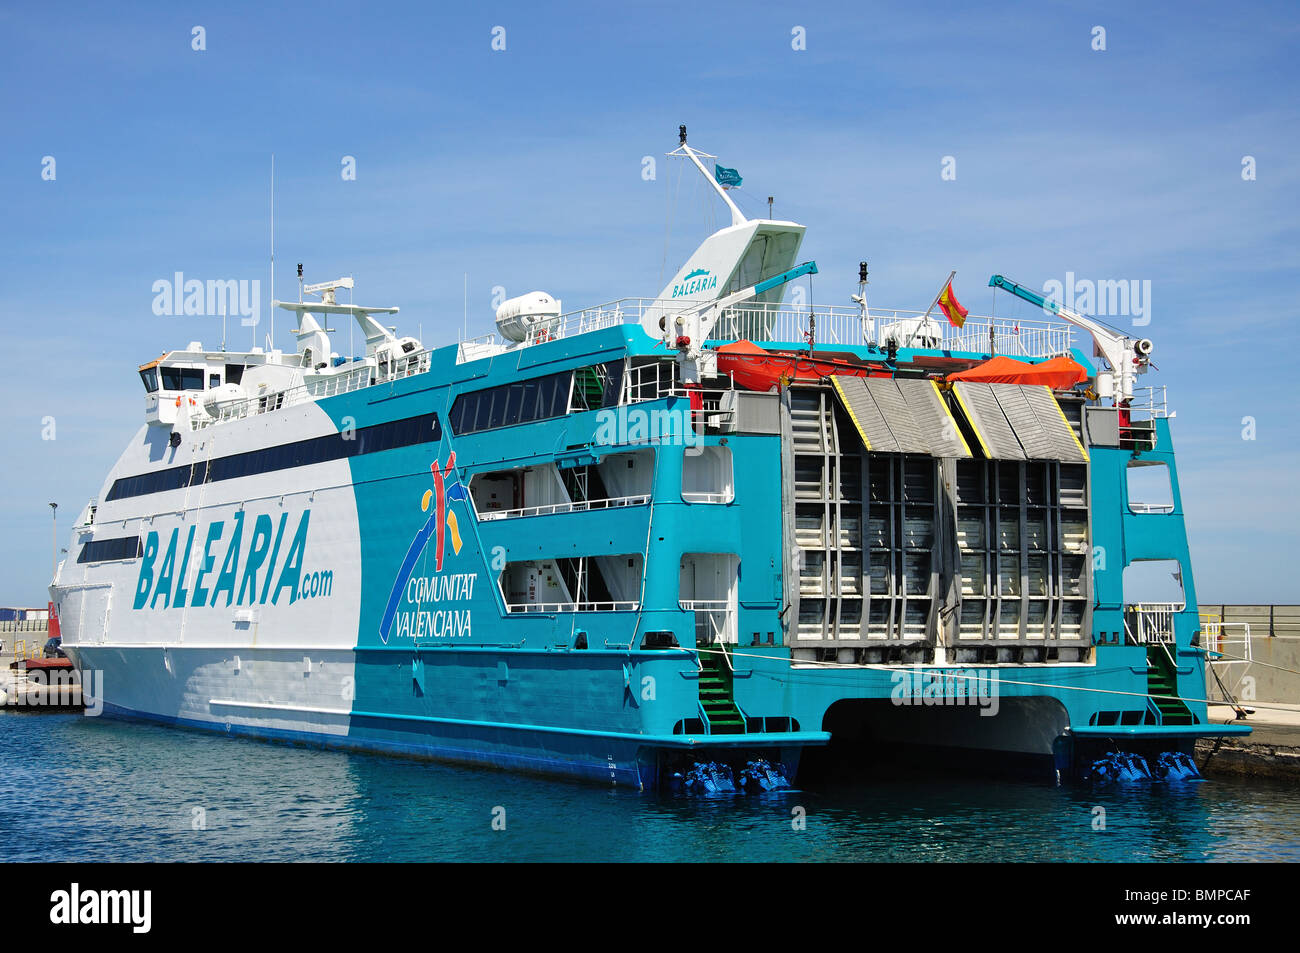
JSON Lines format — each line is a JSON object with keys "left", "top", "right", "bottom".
{"left": 671, "top": 268, "right": 717, "bottom": 298}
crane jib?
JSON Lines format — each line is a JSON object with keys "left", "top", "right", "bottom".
{"left": 753, "top": 261, "right": 819, "bottom": 296}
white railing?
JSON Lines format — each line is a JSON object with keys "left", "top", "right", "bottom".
{"left": 1201, "top": 618, "right": 1253, "bottom": 662}
{"left": 192, "top": 351, "right": 430, "bottom": 431}
{"left": 477, "top": 494, "right": 650, "bottom": 521}
{"left": 457, "top": 334, "right": 507, "bottom": 363}
{"left": 1129, "top": 502, "right": 1175, "bottom": 514}
{"left": 526, "top": 302, "right": 630, "bottom": 345}
{"left": 1131, "top": 385, "right": 1169, "bottom": 419}
{"left": 504, "top": 601, "right": 640, "bottom": 614}
{"left": 456, "top": 297, "right": 1075, "bottom": 362}
{"left": 716, "top": 302, "right": 1073, "bottom": 358}
{"left": 624, "top": 361, "right": 734, "bottom": 412}
{"left": 681, "top": 600, "right": 736, "bottom": 645}
{"left": 1125, "top": 602, "right": 1183, "bottom": 645}
{"left": 1201, "top": 617, "right": 1254, "bottom": 697}
{"left": 681, "top": 491, "right": 733, "bottom": 504}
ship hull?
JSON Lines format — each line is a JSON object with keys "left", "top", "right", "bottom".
{"left": 64, "top": 642, "right": 819, "bottom": 789}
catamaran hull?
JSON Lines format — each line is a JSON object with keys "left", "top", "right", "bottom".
{"left": 62, "top": 642, "right": 823, "bottom": 789}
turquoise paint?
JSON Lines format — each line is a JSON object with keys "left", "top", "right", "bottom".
{"left": 286, "top": 325, "right": 1242, "bottom": 785}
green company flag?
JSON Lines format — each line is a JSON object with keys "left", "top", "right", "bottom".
{"left": 714, "top": 164, "right": 743, "bottom": 188}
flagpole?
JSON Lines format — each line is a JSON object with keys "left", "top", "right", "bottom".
{"left": 905, "top": 270, "right": 956, "bottom": 348}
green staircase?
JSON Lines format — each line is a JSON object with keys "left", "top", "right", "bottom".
{"left": 1147, "top": 645, "right": 1195, "bottom": 725}
{"left": 698, "top": 648, "right": 746, "bottom": 734}
{"left": 574, "top": 368, "right": 605, "bottom": 411}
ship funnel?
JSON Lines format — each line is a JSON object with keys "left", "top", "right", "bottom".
{"left": 641, "top": 219, "right": 805, "bottom": 340}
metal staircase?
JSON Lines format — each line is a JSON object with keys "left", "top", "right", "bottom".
{"left": 1147, "top": 644, "right": 1195, "bottom": 725}
{"left": 698, "top": 647, "right": 745, "bottom": 734}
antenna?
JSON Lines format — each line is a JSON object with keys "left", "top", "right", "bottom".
{"left": 852, "top": 260, "right": 874, "bottom": 346}
{"left": 270, "top": 153, "right": 275, "bottom": 346}
{"left": 667, "top": 124, "right": 746, "bottom": 227}
{"left": 768, "top": 195, "right": 774, "bottom": 218}
{"left": 297, "top": 263, "right": 304, "bottom": 303}
{"left": 463, "top": 272, "right": 468, "bottom": 341}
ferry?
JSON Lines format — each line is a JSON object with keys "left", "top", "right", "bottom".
{"left": 51, "top": 128, "right": 1250, "bottom": 788}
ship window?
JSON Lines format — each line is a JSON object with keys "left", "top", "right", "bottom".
{"left": 534, "top": 376, "right": 558, "bottom": 419}
{"left": 105, "top": 412, "right": 442, "bottom": 501}
{"left": 554, "top": 375, "right": 572, "bottom": 416}
{"left": 449, "top": 369, "right": 578, "bottom": 436}
{"left": 209, "top": 373, "right": 221, "bottom": 389}
{"left": 487, "top": 389, "right": 508, "bottom": 429}
{"left": 225, "top": 364, "right": 244, "bottom": 385}
{"left": 449, "top": 397, "right": 467, "bottom": 434}
{"left": 139, "top": 368, "right": 159, "bottom": 393}
{"left": 519, "top": 379, "right": 540, "bottom": 421}
{"left": 475, "top": 390, "right": 495, "bottom": 431}
{"left": 601, "top": 361, "right": 625, "bottom": 408}
{"left": 78, "top": 535, "right": 143, "bottom": 563}
{"left": 161, "top": 366, "right": 204, "bottom": 391}
{"left": 503, "top": 382, "right": 524, "bottom": 423}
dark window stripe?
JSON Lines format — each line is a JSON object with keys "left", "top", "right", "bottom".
{"left": 450, "top": 363, "right": 622, "bottom": 437}
{"left": 106, "top": 412, "right": 440, "bottom": 502}
{"left": 78, "top": 536, "right": 144, "bottom": 563}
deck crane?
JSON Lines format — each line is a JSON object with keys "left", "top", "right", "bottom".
{"left": 661, "top": 261, "right": 819, "bottom": 385}
{"left": 988, "top": 275, "right": 1154, "bottom": 406}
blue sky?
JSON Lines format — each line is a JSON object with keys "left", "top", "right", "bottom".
{"left": 1, "top": 1, "right": 1297, "bottom": 604}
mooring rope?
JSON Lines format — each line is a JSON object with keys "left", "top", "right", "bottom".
{"left": 688, "top": 644, "right": 1300, "bottom": 717}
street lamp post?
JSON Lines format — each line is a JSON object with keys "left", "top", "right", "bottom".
{"left": 49, "top": 502, "right": 57, "bottom": 581}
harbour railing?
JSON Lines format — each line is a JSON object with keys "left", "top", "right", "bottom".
{"left": 458, "top": 297, "right": 1076, "bottom": 360}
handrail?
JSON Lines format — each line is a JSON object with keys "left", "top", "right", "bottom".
{"left": 192, "top": 350, "right": 431, "bottom": 431}
{"left": 1123, "top": 602, "right": 1182, "bottom": 645}
{"left": 682, "top": 601, "right": 735, "bottom": 645}
{"left": 1200, "top": 619, "right": 1253, "bottom": 664}
{"left": 458, "top": 296, "right": 1075, "bottom": 359}
{"left": 681, "top": 491, "right": 733, "bottom": 504}
{"left": 477, "top": 494, "right": 650, "bottom": 522}
{"left": 1200, "top": 618, "right": 1253, "bottom": 697}
{"left": 696, "top": 700, "right": 712, "bottom": 735}
{"left": 505, "top": 601, "right": 639, "bottom": 614}
{"left": 1130, "top": 385, "right": 1169, "bottom": 419}
{"left": 1129, "top": 502, "right": 1175, "bottom": 514}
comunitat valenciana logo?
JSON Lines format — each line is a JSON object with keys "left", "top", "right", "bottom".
{"left": 378, "top": 453, "right": 473, "bottom": 644}
{"left": 133, "top": 509, "right": 332, "bottom": 610}
{"left": 671, "top": 267, "right": 718, "bottom": 299}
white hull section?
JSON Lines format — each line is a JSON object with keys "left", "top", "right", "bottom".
{"left": 65, "top": 644, "right": 357, "bottom": 739}
{"left": 55, "top": 399, "right": 363, "bottom": 653}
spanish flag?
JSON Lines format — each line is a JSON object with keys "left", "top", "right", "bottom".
{"left": 937, "top": 279, "right": 968, "bottom": 328}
